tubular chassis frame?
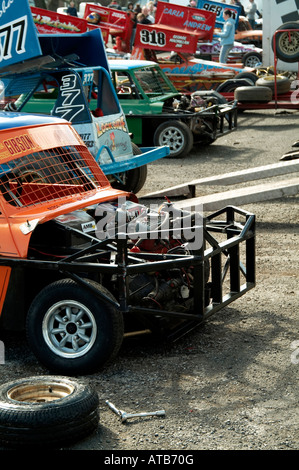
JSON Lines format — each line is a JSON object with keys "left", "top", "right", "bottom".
{"left": 0, "top": 206, "right": 255, "bottom": 339}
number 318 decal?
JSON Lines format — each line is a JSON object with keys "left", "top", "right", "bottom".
{"left": 140, "top": 29, "right": 166, "bottom": 47}
{"left": 0, "top": 16, "right": 27, "bottom": 63}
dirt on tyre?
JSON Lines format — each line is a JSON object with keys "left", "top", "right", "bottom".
{"left": 255, "top": 75, "right": 291, "bottom": 94}
{"left": 234, "top": 86, "right": 273, "bottom": 103}
{"left": 272, "top": 22, "right": 299, "bottom": 63}
{"left": 153, "top": 120, "right": 193, "bottom": 158}
{"left": 26, "top": 279, "right": 124, "bottom": 375}
{"left": 0, "top": 376, "right": 99, "bottom": 448}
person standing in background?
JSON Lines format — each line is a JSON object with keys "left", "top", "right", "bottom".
{"left": 233, "top": 0, "right": 246, "bottom": 16}
{"left": 141, "top": 6, "right": 155, "bottom": 23}
{"left": 108, "top": 0, "right": 122, "bottom": 10}
{"left": 245, "top": 0, "right": 257, "bottom": 29}
{"left": 216, "top": 9, "right": 235, "bottom": 63}
{"left": 136, "top": 12, "right": 152, "bottom": 25}
{"left": 128, "top": 2, "right": 137, "bottom": 51}
{"left": 147, "top": 1, "right": 156, "bottom": 19}
{"left": 134, "top": 3, "right": 142, "bottom": 14}
{"left": 67, "top": 1, "right": 77, "bottom": 16}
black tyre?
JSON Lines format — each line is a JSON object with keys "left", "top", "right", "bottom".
{"left": 234, "top": 71, "right": 259, "bottom": 85}
{"left": 255, "top": 75, "right": 291, "bottom": 94}
{"left": 191, "top": 90, "right": 228, "bottom": 104}
{"left": 241, "top": 52, "right": 262, "bottom": 67}
{"left": 234, "top": 86, "right": 273, "bottom": 103}
{"left": 0, "top": 376, "right": 99, "bottom": 448}
{"left": 26, "top": 279, "right": 124, "bottom": 375}
{"left": 153, "top": 120, "right": 193, "bottom": 158}
{"left": 126, "top": 142, "right": 148, "bottom": 193}
{"left": 122, "top": 164, "right": 148, "bottom": 193}
{"left": 111, "top": 142, "right": 147, "bottom": 193}
{"left": 272, "top": 22, "right": 299, "bottom": 63}
{"left": 216, "top": 78, "right": 253, "bottom": 93}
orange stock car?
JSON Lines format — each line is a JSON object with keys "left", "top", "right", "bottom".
{"left": 0, "top": 112, "right": 255, "bottom": 375}
{"left": 235, "top": 16, "right": 263, "bottom": 47}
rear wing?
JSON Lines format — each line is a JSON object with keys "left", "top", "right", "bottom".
{"left": 81, "top": 3, "right": 134, "bottom": 53}
{"left": 131, "top": 1, "right": 216, "bottom": 56}
{"left": 31, "top": 7, "right": 99, "bottom": 34}
{"left": 196, "top": 0, "right": 241, "bottom": 29}
{"left": 30, "top": 6, "right": 110, "bottom": 45}
{"left": 131, "top": 1, "right": 242, "bottom": 57}
{"left": 0, "top": 0, "right": 41, "bottom": 69}
{"left": 30, "top": 4, "right": 134, "bottom": 55}
{"left": 0, "top": 1, "right": 110, "bottom": 77}
{"left": 0, "top": 29, "right": 110, "bottom": 82}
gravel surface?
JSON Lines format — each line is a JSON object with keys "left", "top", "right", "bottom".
{"left": 0, "top": 108, "right": 298, "bottom": 452}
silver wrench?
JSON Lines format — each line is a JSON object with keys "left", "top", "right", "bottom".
{"left": 120, "top": 409, "right": 166, "bottom": 423}
{"left": 106, "top": 400, "right": 165, "bottom": 423}
{"left": 105, "top": 400, "right": 125, "bottom": 418}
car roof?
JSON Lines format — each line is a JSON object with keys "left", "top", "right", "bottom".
{"left": 108, "top": 59, "right": 157, "bottom": 70}
{"left": 0, "top": 112, "right": 67, "bottom": 130}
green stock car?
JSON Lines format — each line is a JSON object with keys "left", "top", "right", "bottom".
{"left": 108, "top": 59, "right": 238, "bottom": 158}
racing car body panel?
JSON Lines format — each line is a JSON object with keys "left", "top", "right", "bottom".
{"left": 0, "top": 113, "right": 129, "bottom": 258}
{"left": 196, "top": 40, "right": 262, "bottom": 65}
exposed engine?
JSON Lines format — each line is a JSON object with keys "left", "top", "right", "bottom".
{"left": 28, "top": 200, "right": 208, "bottom": 315}
{"left": 171, "top": 92, "right": 220, "bottom": 113}
{"left": 161, "top": 92, "right": 220, "bottom": 142}
{"left": 94, "top": 200, "right": 208, "bottom": 314}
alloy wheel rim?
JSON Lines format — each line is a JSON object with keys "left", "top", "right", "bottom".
{"left": 42, "top": 300, "right": 97, "bottom": 358}
{"left": 159, "top": 127, "right": 184, "bottom": 153}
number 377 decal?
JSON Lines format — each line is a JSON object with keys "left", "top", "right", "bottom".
{"left": 0, "top": 16, "right": 27, "bottom": 63}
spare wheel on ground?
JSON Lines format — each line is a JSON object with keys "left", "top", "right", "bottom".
{"left": 0, "top": 376, "right": 99, "bottom": 448}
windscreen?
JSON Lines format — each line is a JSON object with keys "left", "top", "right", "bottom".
{"left": 133, "top": 66, "right": 174, "bottom": 96}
